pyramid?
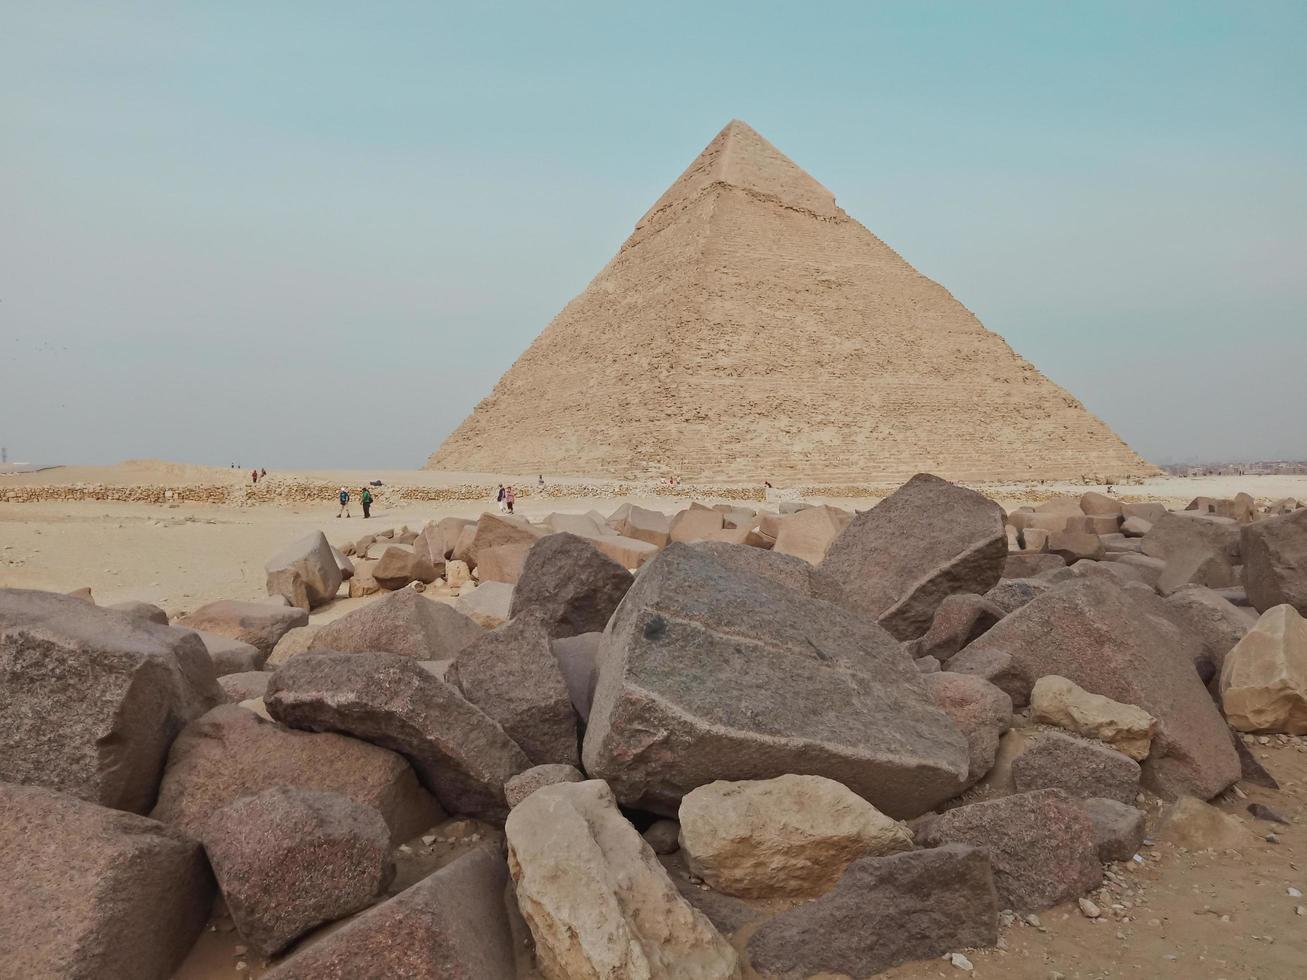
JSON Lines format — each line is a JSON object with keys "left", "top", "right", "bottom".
{"left": 428, "top": 120, "right": 1155, "bottom": 484}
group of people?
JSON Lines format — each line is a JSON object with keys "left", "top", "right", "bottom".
{"left": 250, "top": 467, "right": 266, "bottom": 484}
{"left": 336, "top": 486, "right": 374, "bottom": 518}
{"left": 496, "top": 484, "right": 516, "bottom": 514}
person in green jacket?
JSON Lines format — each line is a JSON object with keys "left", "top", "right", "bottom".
{"left": 361, "top": 487, "right": 373, "bottom": 519}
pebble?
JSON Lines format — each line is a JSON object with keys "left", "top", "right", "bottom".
{"left": 1079, "top": 898, "right": 1102, "bottom": 919}
{"left": 1290, "top": 887, "right": 1303, "bottom": 898}
{"left": 946, "top": 952, "right": 974, "bottom": 972}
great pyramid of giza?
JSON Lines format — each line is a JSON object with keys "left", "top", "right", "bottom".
{"left": 429, "top": 120, "right": 1155, "bottom": 483}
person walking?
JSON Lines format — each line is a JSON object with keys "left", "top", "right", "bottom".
{"left": 505, "top": 485, "right": 516, "bottom": 514}
{"left": 251, "top": 469, "right": 258, "bottom": 484}
{"left": 361, "top": 486, "right": 373, "bottom": 519}
{"left": 496, "top": 484, "right": 506, "bottom": 513}
{"left": 336, "top": 486, "right": 351, "bottom": 518}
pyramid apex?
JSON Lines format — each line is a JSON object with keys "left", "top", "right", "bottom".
{"left": 638, "top": 120, "right": 841, "bottom": 225}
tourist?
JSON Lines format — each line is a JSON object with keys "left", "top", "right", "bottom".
{"left": 538, "top": 474, "right": 544, "bottom": 486}
{"left": 251, "top": 469, "right": 258, "bottom": 484}
{"left": 361, "top": 486, "right": 373, "bottom": 519}
{"left": 336, "top": 486, "right": 351, "bottom": 518}
{"left": 260, "top": 467, "right": 267, "bottom": 479}
{"left": 505, "top": 485, "right": 516, "bottom": 514}
{"left": 496, "top": 484, "right": 507, "bottom": 513}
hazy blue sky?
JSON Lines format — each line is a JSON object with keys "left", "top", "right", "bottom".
{"left": 3, "top": 2, "right": 1304, "bottom": 469}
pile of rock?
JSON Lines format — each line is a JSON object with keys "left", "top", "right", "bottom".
{"left": 2, "top": 474, "right": 1304, "bottom": 979}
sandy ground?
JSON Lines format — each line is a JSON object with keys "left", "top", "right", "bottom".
{"left": 3, "top": 465, "right": 1306, "bottom": 978}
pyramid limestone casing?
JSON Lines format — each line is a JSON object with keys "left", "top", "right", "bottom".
{"left": 429, "top": 121, "right": 1154, "bottom": 483}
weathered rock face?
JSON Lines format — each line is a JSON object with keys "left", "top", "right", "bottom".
{"left": 176, "top": 600, "right": 308, "bottom": 658}
{"left": 179, "top": 626, "right": 264, "bottom": 674}
{"left": 266, "top": 652, "right": 529, "bottom": 820}
{"left": 690, "top": 541, "right": 814, "bottom": 595}
{"left": 202, "top": 788, "right": 393, "bottom": 956}
{"left": 505, "top": 780, "right": 741, "bottom": 980}
{"left": 1241, "top": 508, "right": 1307, "bottom": 614}
{"left": 921, "top": 672, "right": 1013, "bottom": 786}
{"left": 265, "top": 624, "right": 321, "bottom": 668}
{"left": 1159, "top": 796, "right": 1252, "bottom": 850}
{"left": 454, "top": 580, "right": 515, "bottom": 629}
{"left": 611, "top": 504, "right": 674, "bottom": 548}
{"left": 945, "top": 646, "right": 1031, "bottom": 707}
{"left": 815, "top": 474, "right": 1007, "bottom": 640}
{"left": 466, "top": 512, "right": 547, "bottom": 568}
{"left": 1163, "top": 586, "right": 1255, "bottom": 673}
{"left": 1010, "top": 730, "right": 1142, "bottom": 804}
{"left": 910, "top": 593, "right": 1006, "bottom": 662}
{"left": 150, "top": 704, "right": 443, "bottom": 843}
{"left": 504, "top": 763, "right": 586, "bottom": 808}
{"left": 745, "top": 845, "right": 999, "bottom": 979}
{"left": 219, "top": 670, "right": 273, "bottom": 702}
{"left": 677, "top": 774, "right": 912, "bottom": 898}
{"left": 771, "top": 506, "right": 849, "bottom": 565}
{"left": 0, "top": 588, "right": 223, "bottom": 814}
{"left": 263, "top": 846, "right": 516, "bottom": 980}
{"left": 1158, "top": 548, "right": 1236, "bottom": 597}
{"left": 1081, "top": 797, "right": 1147, "bottom": 862}
{"left": 1220, "top": 604, "right": 1307, "bottom": 734}
{"left": 1029, "top": 675, "right": 1158, "bottom": 761}
{"left": 1003, "top": 552, "right": 1065, "bottom": 579}
{"left": 962, "top": 578, "right": 1239, "bottom": 800}
{"left": 0, "top": 782, "right": 213, "bottom": 980}
{"left": 917, "top": 789, "right": 1102, "bottom": 911}
{"left": 372, "top": 546, "right": 439, "bottom": 591}
{"left": 583, "top": 544, "right": 969, "bottom": 818}
{"left": 309, "top": 588, "right": 484, "bottom": 660}
{"left": 550, "top": 631, "right": 603, "bottom": 721}
{"left": 106, "top": 599, "right": 169, "bottom": 625}
{"left": 1142, "top": 512, "right": 1241, "bottom": 563}
{"left": 509, "top": 532, "right": 633, "bottom": 637}
{"left": 265, "top": 531, "right": 343, "bottom": 610}
{"left": 448, "top": 613, "right": 580, "bottom": 766}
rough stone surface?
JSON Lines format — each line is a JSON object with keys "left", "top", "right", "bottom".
{"left": 310, "top": 588, "right": 484, "bottom": 659}
{"left": 678, "top": 774, "right": 913, "bottom": 898}
{"left": 372, "top": 546, "right": 439, "bottom": 591}
{"left": 150, "top": 704, "right": 444, "bottom": 843}
{"left": 1029, "top": 674, "right": 1159, "bottom": 761}
{"left": 509, "top": 532, "right": 633, "bottom": 637}
{"left": 1142, "top": 512, "right": 1241, "bottom": 563}
{"left": 583, "top": 544, "right": 969, "bottom": 818}
{"left": 1164, "top": 586, "right": 1255, "bottom": 672}
{"left": 911, "top": 593, "right": 1005, "bottom": 662}
{"left": 690, "top": 541, "right": 814, "bottom": 595}
{"left": 917, "top": 788, "right": 1102, "bottom": 911}
{"left": 267, "top": 651, "right": 529, "bottom": 820}
{"left": 448, "top": 613, "right": 580, "bottom": 766}
{"left": 550, "top": 631, "right": 603, "bottom": 721}
{"left": 505, "top": 764, "right": 586, "bottom": 808}
{"left": 265, "top": 624, "right": 321, "bottom": 668}
{"left": 815, "top": 473, "right": 1007, "bottom": 639}
{"left": 181, "top": 626, "right": 264, "bottom": 674}
{"left": 745, "top": 845, "right": 999, "bottom": 979}
{"left": 1081, "top": 797, "right": 1147, "bottom": 862}
{"left": 219, "top": 670, "right": 273, "bottom": 702}
{"left": 1158, "top": 548, "right": 1236, "bottom": 597}
{"left": 263, "top": 846, "right": 515, "bottom": 980}
{"left": 945, "top": 646, "right": 1031, "bottom": 707}
{"left": 921, "top": 671, "right": 1013, "bottom": 786}
{"left": 984, "top": 577, "right": 1053, "bottom": 614}
{"left": 1004, "top": 552, "right": 1065, "bottom": 578}
{"left": 1159, "top": 796, "right": 1252, "bottom": 850}
{"left": 175, "top": 599, "right": 308, "bottom": 658}
{"left": 963, "top": 578, "right": 1239, "bottom": 799}
{"left": 0, "top": 588, "right": 223, "bottom": 813}
{"left": 1220, "top": 604, "right": 1307, "bottom": 734}
{"left": 1049, "top": 530, "right": 1105, "bottom": 563}
{"left": 0, "top": 782, "right": 212, "bottom": 980}
{"left": 771, "top": 506, "right": 848, "bottom": 565}
{"left": 426, "top": 121, "right": 1152, "bottom": 484}
{"left": 454, "top": 580, "right": 515, "bottom": 629}
{"left": 644, "top": 818, "right": 681, "bottom": 854}
{"left": 1010, "top": 730, "right": 1142, "bottom": 804}
{"left": 1242, "top": 508, "right": 1307, "bottom": 614}
{"left": 202, "top": 787, "right": 393, "bottom": 956}
{"left": 106, "top": 599, "right": 169, "bottom": 624}
{"left": 505, "top": 780, "right": 740, "bottom": 980}
{"left": 265, "top": 531, "right": 343, "bottom": 610}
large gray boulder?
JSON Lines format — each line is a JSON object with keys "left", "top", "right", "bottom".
{"left": 371, "top": 546, "right": 439, "bottom": 591}
{"left": 150, "top": 704, "right": 443, "bottom": 843}
{"left": 582, "top": 544, "right": 969, "bottom": 818}
{"left": 509, "top": 532, "right": 633, "bottom": 637}
{"left": 921, "top": 671, "right": 1013, "bottom": 786}
{"left": 746, "top": 845, "right": 998, "bottom": 977}
{"left": 1, "top": 588, "right": 223, "bottom": 814}
{"left": 202, "top": 787, "right": 393, "bottom": 956}
{"left": 1242, "top": 508, "right": 1307, "bottom": 614}
{"left": 690, "top": 541, "right": 814, "bottom": 595}
{"left": 265, "top": 531, "right": 343, "bottom": 610}
{"left": 962, "top": 578, "right": 1239, "bottom": 800}
{"left": 815, "top": 473, "right": 1007, "bottom": 639}
{"left": 1163, "top": 585, "right": 1256, "bottom": 672}
{"left": 1142, "top": 512, "right": 1241, "bottom": 563}
{"left": 0, "top": 782, "right": 212, "bottom": 980}
{"left": 447, "top": 612, "right": 579, "bottom": 766}
{"left": 267, "top": 651, "right": 530, "bottom": 820}
{"left": 263, "top": 846, "right": 515, "bottom": 980}
{"left": 916, "top": 788, "right": 1102, "bottom": 911}
{"left": 175, "top": 600, "right": 308, "bottom": 659}
{"left": 309, "top": 588, "right": 484, "bottom": 659}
